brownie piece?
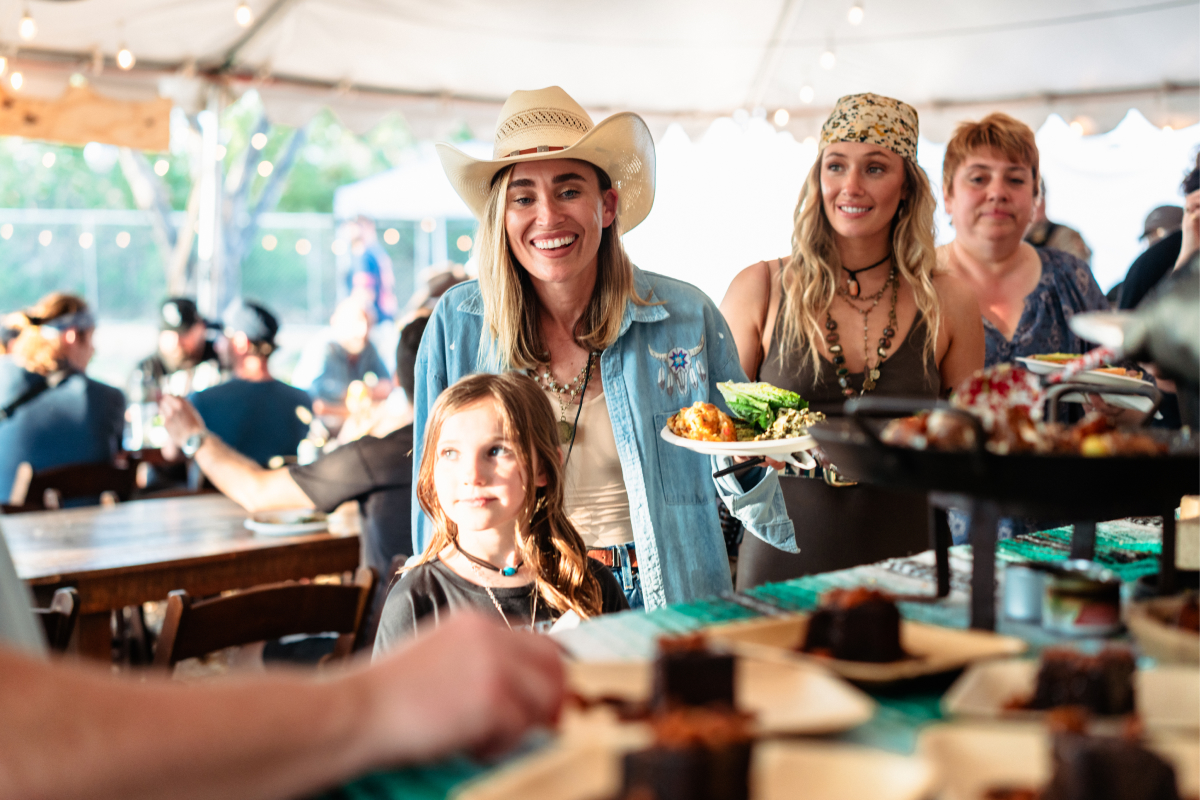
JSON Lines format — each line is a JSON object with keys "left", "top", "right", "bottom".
{"left": 1028, "top": 648, "right": 1136, "bottom": 715}
{"left": 651, "top": 634, "right": 735, "bottom": 711}
{"left": 1042, "top": 732, "right": 1181, "bottom": 800}
{"left": 801, "top": 588, "right": 905, "bottom": 663}
{"left": 620, "top": 708, "right": 754, "bottom": 800}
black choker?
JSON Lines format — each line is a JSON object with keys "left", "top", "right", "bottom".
{"left": 842, "top": 253, "right": 891, "bottom": 298}
{"left": 455, "top": 541, "right": 522, "bottom": 577}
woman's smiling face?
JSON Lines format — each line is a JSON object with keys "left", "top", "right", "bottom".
{"left": 504, "top": 158, "right": 618, "bottom": 289}
{"left": 819, "top": 142, "right": 908, "bottom": 244}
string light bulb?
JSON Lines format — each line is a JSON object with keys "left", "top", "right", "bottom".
{"left": 235, "top": 2, "right": 253, "bottom": 27}
{"left": 799, "top": 85, "right": 815, "bottom": 104}
{"left": 116, "top": 46, "right": 135, "bottom": 70}
{"left": 848, "top": 1, "right": 864, "bottom": 25}
{"left": 820, "top": 47, "right": 836, "bottom": 70}
{"left": 10, "top": 71, "right": 23, "bottom": 91}
{"left": 773, "top": 109, "right": 790, "bottom": 127}
{"left": 17, "top": 9, "right": 36, "bottom": 41}
{"left": 0, "top": 56, "right": 7, "bottom": 77}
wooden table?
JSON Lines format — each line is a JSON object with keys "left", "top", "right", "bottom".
{"left": 3, "top": 494, "right": 360, "bottom": 661}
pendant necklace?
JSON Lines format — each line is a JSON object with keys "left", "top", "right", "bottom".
{"left": 825, "top": 266, "right": 900, "bottom": 397}
{"left": 454, "top": 540, "right": 522, "bottom": 577}
{"left": 841, "top": 253, "right": 892, "bottom": 298}
{"left": 529, "top": 351, "right": 598, "bottom": 444}
{"left": 463, "top": 559, "right": 538, "bottom": 632}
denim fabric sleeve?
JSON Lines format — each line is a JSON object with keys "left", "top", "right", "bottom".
{"left": 705, "top": 305, "right": 797, "bottom": 553}
{"left": 410, "top": 305, "right": 450, "bottom": 558}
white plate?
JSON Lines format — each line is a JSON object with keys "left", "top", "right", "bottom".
{"left": 942, "top": 658, "right": 1200, "bottom": 731}
{"left": 243, "top": 509, "right": 329, "bottom": 536}
{"left": 454, "top": 738, "right": 934, "bottom": 800}
{"left": 1014, "top": 357, "right": 1156, "bottom": 412}
{"left": 660, "top": 425, "right": 818, "bottom": 469}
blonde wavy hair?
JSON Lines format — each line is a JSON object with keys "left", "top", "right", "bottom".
{"left": 777, "top": 156, "right": 941, "bottom": 381}
{"left": 413, "top": 372, "right": 604, "bottom": 620}
{"left": 474, "top": 162, "right": 653, "bottom": 371}
{"left": 8, "top": 292, "right": 91, "bottom": 376}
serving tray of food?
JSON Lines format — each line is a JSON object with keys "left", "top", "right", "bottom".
{"left": 1016, "top": 355, "right": 1156, "bottom": 411}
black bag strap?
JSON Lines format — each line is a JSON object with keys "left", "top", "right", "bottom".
{"left": 0, "top": 370, "right": 72, "bottom": 421}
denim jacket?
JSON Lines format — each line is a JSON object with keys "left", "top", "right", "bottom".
{"left": 411, "top": 267, "right": 795, "bottom": 609}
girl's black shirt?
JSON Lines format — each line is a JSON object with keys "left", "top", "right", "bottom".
{"left": 373, "top": 557, "right": 628, "bottom": 654}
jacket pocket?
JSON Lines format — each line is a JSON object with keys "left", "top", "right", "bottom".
{"left": 652, "top": 411, "right": 710, "bottom": 506}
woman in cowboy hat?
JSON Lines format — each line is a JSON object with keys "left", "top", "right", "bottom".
{"left": 411, "top": 86, "right": 794, "bottom": 611}
{"left": 720, "top": 93, "right": 984, "bottom": 588}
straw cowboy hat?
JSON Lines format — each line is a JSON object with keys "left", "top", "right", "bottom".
{"left": 437, "top": 86, "right": 656, "bottom": 232}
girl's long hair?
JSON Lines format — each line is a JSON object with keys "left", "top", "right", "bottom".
{"left": 8, "top": 293, "right": 89, "bottom": 376}
{"left": 413, "top": 372, "right": 604, "bottom": 619}
{"left": 474, "top": 162, "right": 653, "bottom": 371}
{"left": 777, "top": 157, "right": 941, "bottom": 382}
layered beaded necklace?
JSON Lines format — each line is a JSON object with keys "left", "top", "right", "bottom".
{"left": 528, "top": 351, "right": 598, "bottom": 444}
{"left": 825, "top": 264, "right": 899, "bottom": 397}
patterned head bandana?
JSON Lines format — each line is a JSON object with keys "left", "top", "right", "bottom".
{"left": 819, "top": 93, "right": 919, "bottom": 162}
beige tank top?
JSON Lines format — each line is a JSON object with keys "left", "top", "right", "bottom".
{"left": 542, "top": 388, "right": 634, "bottom": 549}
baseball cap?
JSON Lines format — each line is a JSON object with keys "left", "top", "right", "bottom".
{"left": 222, "top": 299, "right": 279, "bottom": 346}
{"left": 1141, "top": 206, "right": 1184, "bottom": 240}
{"left": 159, "top": 297, "right": 209, "bottom": 332}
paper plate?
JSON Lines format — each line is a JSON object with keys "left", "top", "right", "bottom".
{"left": 705, "top": 613, "right": 1027, "bottom": 685}
{"left": 918, "top": 721, "right": 1200, "bottom": 800}
{"left": 453, "top": 738, "right": 934, "bottom": 800}
{"left": 660, "top": 426, "right": 818, "bottom": 468}
{"left": 942, "top": 658, "right": 1199, "bottom": 731}
{"left": 566, "top": 653, "right": 875, "bottom": 736}
{"left": 243, "top": 509, "right": 329, "bottom": 536}
{"left": 1126, "top": 596, "right": 1200, "bottom": 665}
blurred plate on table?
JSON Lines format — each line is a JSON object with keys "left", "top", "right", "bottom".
{"left": 243, "top": 509, "right": 328, "bottom": 536}
{"left": 567, "top": 653, "right": 875, "bottom": 735}
{"left": 705, "top": 613, "right": 1027, "bottom": 685}
{"left": 453, "top": 738, "right": 933, "bottom": 800}
{"left": 942, "top": 658, "right": 1199, "bottom": 731}
{"left": 918, "top": 721, "right": 1199, "bottom": 800}
{"left": 1015, "top": 357, "right": 1156, "bottom": 411}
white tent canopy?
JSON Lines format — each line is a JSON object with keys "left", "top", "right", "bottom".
{"left": 332, "top": 142, "right": 486, "bottom": 221}
{"left": 5, "top": 0, "right": 1197, "bottom": 141}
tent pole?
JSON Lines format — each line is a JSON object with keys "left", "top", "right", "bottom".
{"left": 195, "top": 86, "right": 224, "bottom": 318}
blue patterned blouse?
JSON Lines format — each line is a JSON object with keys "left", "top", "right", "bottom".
{"left": 984, "top": 247, "right": 1110, "bottom": 366}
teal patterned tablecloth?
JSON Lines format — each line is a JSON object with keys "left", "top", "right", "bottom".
{"left": 318, "top": 519, "right": 1165, "bottom": 800}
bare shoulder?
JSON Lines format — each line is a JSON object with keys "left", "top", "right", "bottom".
{"left": 932, "top": 268, "right": 979, "bottom": 311}
{"left": 721, "top": 258, "right": 775, "bottom": 309}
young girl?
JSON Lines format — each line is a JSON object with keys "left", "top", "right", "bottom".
{"left": 373, "top": 372, "right": 627, "bottom": 653}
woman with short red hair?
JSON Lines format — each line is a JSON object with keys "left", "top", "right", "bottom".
{"left": 937, "top": 112, "right": 1108, "bottom": 365}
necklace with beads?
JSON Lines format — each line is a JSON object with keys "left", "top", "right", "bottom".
{"left": 825, "top": 266, "right": 900, "bottom": 397}
{"left": 841, "top": 252, "right": 892, "bottom": 298}
{"left": 528, "top": 351, "right": 598, "bottom": 444}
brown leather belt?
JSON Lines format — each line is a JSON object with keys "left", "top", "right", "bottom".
{"left": 587, "top": 546, "right": 638, "bottom": 569}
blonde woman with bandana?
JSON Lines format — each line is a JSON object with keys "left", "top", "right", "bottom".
{"left": 720, "top": 93, "right": 984, "bottom": 589}
{"left": 415, "top": 87, "right": 794, "bottom": 611}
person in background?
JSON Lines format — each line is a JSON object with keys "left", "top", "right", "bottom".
{"left": 183, "top": 300, "right": 312, "bottom": 468}
{"left": 1118, "top": 156, "right": 1199, "bottom": 310}
{"left": 720, "top": 93, "right": 983, "bottom": 589}
{"left": 0, "top": 522, "right": 563, "bottom": 800}
{"left": 346, "top": 216, "right": 399, "bottom": 325}
{"left": 0, "top": 293, "right": 124, "bottom": 503}
{"left": 375, "top": 373, "right": 627, "bottom": 651}
{"left": 133, "top": 297, "right": 222, "bottom": 401}
{"left": 161, "top": 315, "right": 429, "bottom": 618}
{"left": 1023, "top": 177, "right": 1092, "bottom": 265}
{"left": 400, "top": 261, "right": 470, "bottom": 322}
{"left": 1107, "top": 206, "right": 1182, "bottom": 304}
{"left": 938, "top": 113, "right": 1109, "bottom": 366}
{"left": 291, "top": 298, "right": 392, "bottom": 429}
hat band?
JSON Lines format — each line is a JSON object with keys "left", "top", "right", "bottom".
{"left": 505, "top": 145, "right": 567, "bottom": 158}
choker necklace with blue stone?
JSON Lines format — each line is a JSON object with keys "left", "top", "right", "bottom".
{"left": 455, "top": 541, "right": 522, "bottom": 577}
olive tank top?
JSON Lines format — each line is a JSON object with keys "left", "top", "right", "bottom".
{"left": 758, "top": 299, "right": 940, "bottom": 416}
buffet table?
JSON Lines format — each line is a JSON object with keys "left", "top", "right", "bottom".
{"left": 322, "top": 518, "right": 1166, "bottom": 800}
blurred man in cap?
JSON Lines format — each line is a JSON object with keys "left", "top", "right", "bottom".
{"left": 178, "top": 300, "right": 312, "bottom": 468}
{"left": 1141, "top": 205, "right": 1184, "bottom": 247}
{"left": 132, "top": 298, "right": 222, "bottom": 401}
